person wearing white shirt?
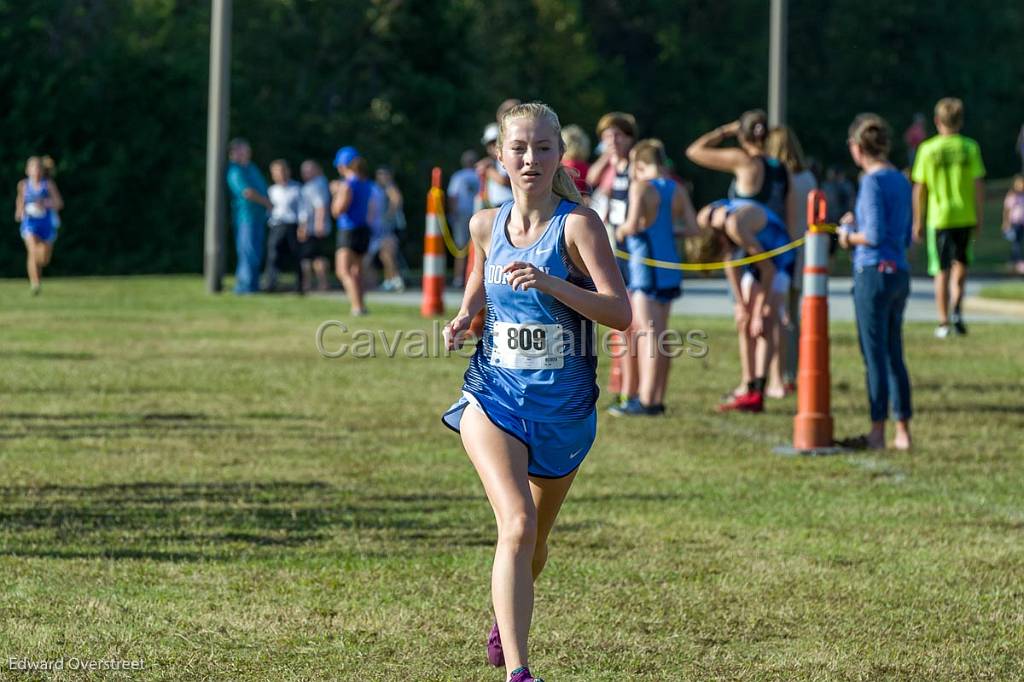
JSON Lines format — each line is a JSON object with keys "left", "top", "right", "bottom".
{"left": 263, "top": 159, "right": 304, "bottom": 293}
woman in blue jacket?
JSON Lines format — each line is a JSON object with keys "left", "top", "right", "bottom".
{"left": 837, "top": 114, "right": 913, "bottom": 450}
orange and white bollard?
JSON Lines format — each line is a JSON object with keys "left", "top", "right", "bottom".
{"left": 793, "top": 190, "right": 834, "bottom": 451}
{"left": 421, "top": 167, "right": 446, "bottom": 317}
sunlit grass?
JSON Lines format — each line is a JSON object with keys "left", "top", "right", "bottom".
{"left": 1, "top": 276, "right": 1022, "bottom": 680}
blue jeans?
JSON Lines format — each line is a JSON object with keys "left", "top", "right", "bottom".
{"left": 233, "top": 219, "right": 265, "bottom": 293}
{"left": 853, "top": 267, "right": 912, "bottom": 423}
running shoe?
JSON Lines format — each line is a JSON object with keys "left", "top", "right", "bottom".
{"left": 607, "top": 397, "right": 643, "bottom": 416}
{"left": 508, "top": 667, "right": 543, "bottom": 682}
{"left": 609, "top": 399, "right": 666, "bottom": 417}
{"left": 951, "top": 313, "right": 967, "bottom": 336}
{"left": 717, "top": 391, "right": 764, "bottom": 413}
{"left": 486, "top": 621, "right": 503, "bottom": 667}
{"left": 605, "top": 394, "right": 628, "bottom": 413}
{"left": 934, "top": 324, "right": 951, "bottom": 339}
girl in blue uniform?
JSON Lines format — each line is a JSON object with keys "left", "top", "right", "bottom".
{"left": 611, "top": 139, "right": 698, "bottom": 416}
{"left": 696, "top": 199, "right": 795, "bottom": 413}
{"left": 443, "top": 102, "right": 631, "bottom": 682}
{"left": 15, "top": 157, "right": 63, "bottom": 295}
{"left": 331, "top": 147, "right": 375, "bottom": 316}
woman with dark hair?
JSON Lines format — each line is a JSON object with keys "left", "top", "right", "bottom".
{"left": 687, "top": 110, "right": 795, "bottom": 226}
{"left": 687, "top": 111, "right": 797, "bottom": 410}
{"left": 837, "top": 114, "right": 913, "bottom": 450}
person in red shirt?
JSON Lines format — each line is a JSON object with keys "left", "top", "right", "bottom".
{"left": 560, "top": 124, "right": 592, "bottom": 198}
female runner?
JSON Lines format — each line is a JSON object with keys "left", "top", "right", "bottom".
{"left": 443, "top": 102, "right": 631, "bottom": 682}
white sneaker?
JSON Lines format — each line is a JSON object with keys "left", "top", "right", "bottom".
{"left": 934, "top": 324, "right": 951, "bottom": 339}
{"left": 388, "top": 277, "right": 405, "bottom": 293}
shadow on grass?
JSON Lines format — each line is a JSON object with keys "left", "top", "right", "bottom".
{"left": 0, "top": 411, "right": 312, "bottom": 441}
{"left": 0, "top": 350, "right": 97, "bottom": 361}
{"left": 0, "top": 482, "right": 495, "bottom": 562}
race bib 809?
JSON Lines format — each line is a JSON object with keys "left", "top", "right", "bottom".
{"left": 490, "top": 322, "right": 564, "bottom": 370}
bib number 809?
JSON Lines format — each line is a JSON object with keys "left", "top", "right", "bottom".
{"left": 491, "top": 322, "right": 564, "bottom": 370}
{"left": 506, "top": 326, "right": 546, "bottom": 351}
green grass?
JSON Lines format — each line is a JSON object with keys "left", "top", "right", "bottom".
{"left": 1, "top": 276, "right": 1022, "bottom": 681}
{"left": 979, "top": 281, "right": 1024, "bottom": 301}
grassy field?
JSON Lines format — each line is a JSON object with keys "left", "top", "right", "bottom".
{"left": 979, "top": 281, "right": 1024, "bottom": 301}
{"left": 1, "top": 276, "right": 1022, "bottom": 681}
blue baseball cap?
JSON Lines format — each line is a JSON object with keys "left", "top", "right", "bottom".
{"left": 334, "top": 146, "right": 359, "bottom": 168}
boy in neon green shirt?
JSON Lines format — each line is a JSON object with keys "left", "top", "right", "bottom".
{"left": 911, "top": 97, "right": 985, "bottom": 338}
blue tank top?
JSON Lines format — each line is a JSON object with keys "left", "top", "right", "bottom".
{"left": 338, "top": 178, "right": 372, "bottom": 231}
{"left": 22, "top": 179, "right": 53, "bottom": 230}
{"left": 626, "top": 178, "right": 683, "bottom": 292}
{"left": 462, "top": 199, "right": 598, "bottom": 422}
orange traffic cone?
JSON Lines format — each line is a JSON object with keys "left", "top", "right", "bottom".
{"left": 421, "top": 167, "right": 445, "bottom": 317}
{"left": 793, "top": 190, "right": 834, "bottom": 450}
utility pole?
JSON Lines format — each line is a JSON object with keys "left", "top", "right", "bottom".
{"left": 768, "top": 0, "right": 787, "bottom": 127}
{"left": 204, "top": 0, "right": 232, "bottom": 293}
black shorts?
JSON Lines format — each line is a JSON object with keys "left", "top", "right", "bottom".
{"left": 301, "top": 234, "right": 334, "bottom": 260}
{"left": 935, "top": 226, "right": 973, "bottom": 270}
{"left": 336, "top": 226, "right": 371, "bottom": 256}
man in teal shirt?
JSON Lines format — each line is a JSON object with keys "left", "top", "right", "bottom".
{"left": 226, "top": 138, "right": 272, "bottom": 294}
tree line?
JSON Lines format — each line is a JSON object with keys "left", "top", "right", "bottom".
{"left": 2, "top": 0, "right": 1021, "bottom": 277}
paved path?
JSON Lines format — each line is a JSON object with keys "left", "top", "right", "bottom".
{"left": 340, "top": 277, "right": 1023, "bottom": 324}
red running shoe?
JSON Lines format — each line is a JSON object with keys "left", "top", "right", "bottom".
{"left": 717, "top": 391, "right": 764, "bottom": 413}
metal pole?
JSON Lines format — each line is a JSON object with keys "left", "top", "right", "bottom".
{"left": 204, "top": 0, "right": 232, "bottom": 293}
{"left": 768, "top": 0, "right": 787, "bottom": 127}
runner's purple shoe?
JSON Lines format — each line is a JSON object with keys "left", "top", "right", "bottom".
{"left": 508, "top": 666, "right": 543, "bottom": 682}
{"left": 486, "top": 620, "right": 503, "bottom": 666}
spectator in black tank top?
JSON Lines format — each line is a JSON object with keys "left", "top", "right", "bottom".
{"left": 686, "top": 110, "right": 798, "bottom": 407}
{"left": 686, "top": 110, "right": 796, "bottom": 229}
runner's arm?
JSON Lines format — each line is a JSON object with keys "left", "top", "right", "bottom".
{"left": 445, "top": 209, "right": 495, "bottom": 349}
{"left": 912, "top": 183, "right": 927, "bottom": 242}
{"left": 686, "top": 123, "right": 746, "bottom": 174}
{"left": 14, "top": 180, "right": 24, "bottom": 222}
{"left": 586, "top": 152, "right": 611, "bottom": 187}
{"left": 726, "top": 220, "right": 775, "bottom": 315}
{"left": 331, "top": 183, "right": 351, "bottom": 219}
{"left": 672, "top": 183, "right": 699, "bottom": 237}
{"left": 974, "top": 179, "right": 984, "bottom": 238}
{"left": 46, "top": 181, "right": 64, "bottom": 212}
{"left": 615, "top": 181, "right": 652, "bottom": 240}
{"left": 507, "top": 208, "right": 631, "bottom": 330}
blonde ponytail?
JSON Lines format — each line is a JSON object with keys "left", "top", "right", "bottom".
{"left": 553, "top": 165, "right": 583, "bottom": 204}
